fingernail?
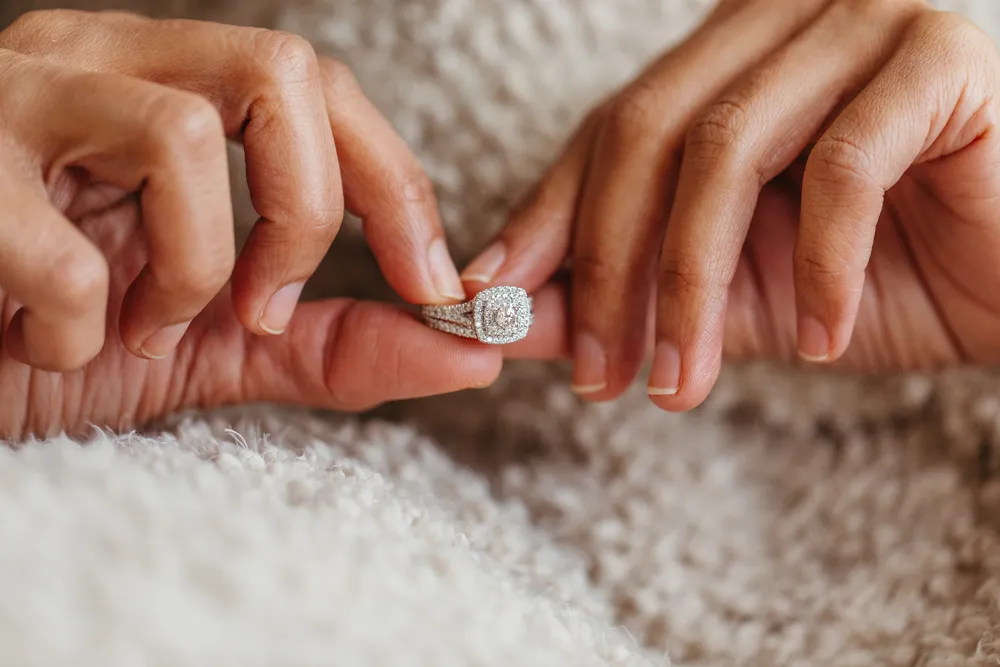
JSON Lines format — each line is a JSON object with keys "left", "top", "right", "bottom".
{"left": 140, "top": 321, "right": 192, "bottom": 360}
{"left": 428, "top": 238, "right": 466, "bottom": 302}
{"left": 460, "top": 241, "right": 507, "bottom": 284}
{"left": 570, "top": 332, "right": 607, "bottom": 395}
{"left": 260, "top": 281, "right": 306, "bottom": 335}
{"left": 648, "top": 341, "right": 681, "bottom": 396}
{"left": 797, "top": 315, "right": 831, "bottom": 362}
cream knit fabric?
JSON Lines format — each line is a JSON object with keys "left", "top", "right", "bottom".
{"left": 2, "top": 1, "right": 1000, "bottom": 665}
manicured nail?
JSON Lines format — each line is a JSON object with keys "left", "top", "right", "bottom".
{"left": 260, "top": 281, "right": 306, "bottom": 335}
{"left": 140, "top": 320, "right": 192, "bottom": 360}
{"left": 571, "top": 332, "right": 607, "bottom": 395}
{"left": 648, "top": 341, "right": 681, "bottom": 396}
{"left": 460, "top": 241, "right": 506, "bottom": 284}
{"left": 797, "top": 315, "right": 831, "bottom": 362}
{"left": 428, "top": 238, "right": 466, "bottom": 302}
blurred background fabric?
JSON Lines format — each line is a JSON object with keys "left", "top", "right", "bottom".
{"left": 3, "top": 0, "right": 1000, "bottom": 665}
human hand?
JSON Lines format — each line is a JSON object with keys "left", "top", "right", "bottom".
{"left": 473, "top": 0, "right": 1000, "bottom": 410}
{"left": 0, "top": 10, "right": 496, "bottom": 440}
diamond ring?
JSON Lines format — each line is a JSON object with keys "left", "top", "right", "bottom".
{"left": 421, "top": 286, "right": 533, "bottom": 345}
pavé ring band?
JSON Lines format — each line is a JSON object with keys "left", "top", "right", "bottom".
{"left": 421, "top": 286, "right": 533, "bottom": 345}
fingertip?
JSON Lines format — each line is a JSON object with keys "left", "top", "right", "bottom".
{"left": 647, "top": 390, "right": 710, "bottom": 413}
{"left": 241, "top": 299, "right": 505, "bottom": 408}
{"left": 364, "top": 232, "right": 465, "bottom": 307}
{"left": 138, "top": 320, "right": 192, "bottom": 360}
{"left": 570, "top": 382, "right": 609, "bottom": 396}
{"left": 646, "top": 338, "right": 720, "bottom": 413}
{"left": 228, "top": 255, "right": 280, "bottom": 337}
{"left": 460, "top": 241, "right": 507, "bottom": 286}
{"left": 259, "top": 281, "right": 306, "bottom": 335}
{"left": 342, "top": 302, "right": 503, "bottom": 400}
{"left": 647, "top": 340, "right": 681, "bottom": 396}
{"left": 117, "top": 275, "right": 179, "bottom": 358}
{"left": 14, "top": 309, "right": 105, "bottom": 372}
{"left": 403, "top": 325, "right": 505, "bottom": 395}
{"left": 470, "top": 347, "right": 504, "bottom": 389}
{"left": 796, "top": 314, "right": 833, "bottom": 363}
{"left": 570, "top": 330, "right": 607, "bottom": 394}
{"left": 426, "top": 237, "right": 467, "bottom": 304}
{"left": 793, "top": 289, "right": 858, "bottom": 365}
{"left": 646, "top": 372, "right": 715, "bottom": 413}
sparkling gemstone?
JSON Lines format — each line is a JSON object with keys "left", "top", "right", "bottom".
{"left": 493, "top": 304, "right": 517, "bottom": 328}
{"left": 472, "top": 286, "right": 531, "bottom": 344}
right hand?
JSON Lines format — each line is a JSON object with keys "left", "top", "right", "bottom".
{"left": 478, "top": 0, "right": 1000, "bottom": 411}
{"left": 0, "top": 10, "right": 498, "bottom": 440}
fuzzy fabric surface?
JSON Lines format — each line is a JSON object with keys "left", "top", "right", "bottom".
{"left": 4, "top": 1, "right": 1000, "bottom": 665}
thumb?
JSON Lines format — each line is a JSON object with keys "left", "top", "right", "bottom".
{"left": 185, "top": 298, "right": 503, "bottom": 412}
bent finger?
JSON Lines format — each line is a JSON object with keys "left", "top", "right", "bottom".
{"left": 796, "top": 11, "right": 990, "bottom": 363}
{"left": 7, "top": 59, "right": 235, "bottom": 360}
{"left": 498, "top": 280, "right": 658, "bottom": 364}
{"left": 319, "top": 57, "right": 465, "bottom": 306}
{"left": 0, "top": 163, "right": 108, "bottom": 371}
{"left": 648, "top": 0, "right": 911, "bottom": 409}
{"left": 460, "top": 110, "right": 603, "bottom": 293}
{"left": 568, "top": 0, "right": 830, "bottom": 402}
{"left": 36, "top": 15, "right": 344, "bottom": 337}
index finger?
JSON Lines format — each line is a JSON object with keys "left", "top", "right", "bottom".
{"left": 36, "top": 14, "right": 345, "bottom": 336}
{"left": 317, "top": 58, "right": 466, "bottom": 306}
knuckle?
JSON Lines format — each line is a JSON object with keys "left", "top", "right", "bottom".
{"left": 50, "top": 246, "right": 109, "bottom": 316}
{"left": 510, "top": 182, "right": 558, "bottom": 229}
{"left": 298, "top": 192, "right": 345, "bottom": 237}
{"left": 686, "top": 99, "right": 752, "bottom": 163}
{"left": 833, "top": 0, "right": 904, "bottom": 14}
{"left": 0, "top": 50, "right": 40, "bottom": 104}
{"left": 399, "top": 170, "right": 437, "bottom": 208}
{"left": 255, "top": 192, "right": 343, "bottom": 243}
{"left": 794, "top": 250, "right": 848, "bottom": 292}
{"left": 3, "top": 10, "right": 46, "bottom": 43}
{"left": 94, "top": 10, "right": 146, "bottom": 22}
{"left": 33, "top": 338, "right": 100, "bottom": 373}
{"left": 2, "top": 10, "right": 73, "bottom": 46}
{"left": 807, "top": 135, "right": 878, "bottom": 192}
{"left": 57, "top": 337, "right": 102, "bottom": 371}
{"left": 148, "top": 92, "right": 225, "bottom": 160}
{"left": 606, "top": 83, "right": 665, "bottom": 143}
{"left": 658, "top": 251, "right": 721, "bottom": 298}
{"left": 253, "top": 30, "right": 320, "bottom": 89}
{"left": 317, "top": 57, "right": 358, "bottom": 93}
{"left": 573, "top": 249, "right": 622, "bottom": 288}
{"left": 911, "top": 10, "right": 988, "bottom": 55}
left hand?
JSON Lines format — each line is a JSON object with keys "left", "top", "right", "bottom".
{"left": 476, "top": 0, "right": 1000, "bottom": 410}
{"left": 0, "top": 11, "right": 497, "bottom": 440}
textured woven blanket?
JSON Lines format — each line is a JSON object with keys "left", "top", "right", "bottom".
{"left": 2, "top": 0, "right": 1000, "bottom": 664}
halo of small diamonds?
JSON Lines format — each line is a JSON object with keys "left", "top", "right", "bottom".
{"left": 420, "top": 286, "right": 533, "bottom": 345}
{"left": 473, "top": 286, "right": 532, "bottom": 345}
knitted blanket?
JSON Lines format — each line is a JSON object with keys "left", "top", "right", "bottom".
{"left": 2, "top": 0, "right": 1000, "bottom": 664}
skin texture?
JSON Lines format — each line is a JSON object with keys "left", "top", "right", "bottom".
{"left": 464, "top": 0, "right": 1000, "bottom": 411}
{"left": 0, "top": 10, "right": 500, "bottom": 440}
{"left": 5, "top": 1, "right": 1000, "bottom": 438}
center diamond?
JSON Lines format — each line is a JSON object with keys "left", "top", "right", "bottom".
{"left": 492, "top": 304, "right": 517, "bottom": 329}
{"left": 473, "top": 286, "right": 532, "bottom": 345}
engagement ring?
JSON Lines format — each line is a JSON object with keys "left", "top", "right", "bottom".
{"left": 421, "top": 286, "right": 533, "bottom": 344}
